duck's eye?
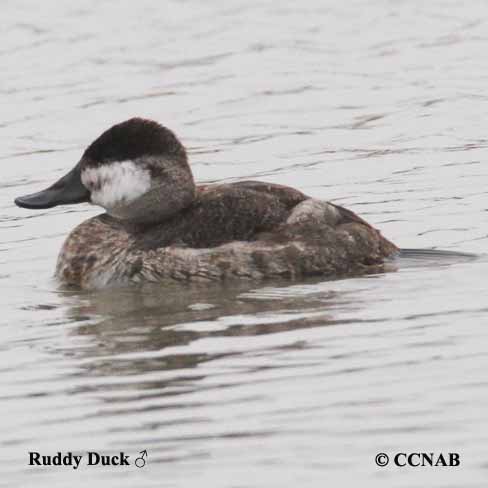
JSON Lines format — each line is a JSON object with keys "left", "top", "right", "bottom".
{"left": 81, "top": 170, "right": 99, "bottom": 192}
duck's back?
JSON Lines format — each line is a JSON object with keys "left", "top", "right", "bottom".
{"left": 138, "top": 181, "right": 308, "bottom": 249}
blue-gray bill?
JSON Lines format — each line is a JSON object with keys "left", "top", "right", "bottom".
{"left": 14, "top": 162, "right": 89, "bottom": 209}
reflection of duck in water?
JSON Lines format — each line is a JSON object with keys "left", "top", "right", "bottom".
{"left": 15, "top": 118, "right": 398, "bottom": 289}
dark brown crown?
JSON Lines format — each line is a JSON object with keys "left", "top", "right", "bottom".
{"left": 83, "top": 118, "right": 187, "bottom": 165}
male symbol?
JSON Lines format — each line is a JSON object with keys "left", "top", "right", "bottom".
{"left": 135, "top": 450, "right": 147, "bottom": 468}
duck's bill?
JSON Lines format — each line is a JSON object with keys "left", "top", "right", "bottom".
{"left": 14, "top": 163, "right": 90, "bottom": 209}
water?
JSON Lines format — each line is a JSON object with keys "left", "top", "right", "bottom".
{"left": 2, "top": 1, "right": 488, "bottom": 486}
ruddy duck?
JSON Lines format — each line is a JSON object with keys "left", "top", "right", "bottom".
{"left": 15, "top": 118, "right": 398, "bottom": 289}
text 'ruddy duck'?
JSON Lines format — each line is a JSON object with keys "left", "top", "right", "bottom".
{"left": 28, "top": 450, "right": 148, "bottom": 469}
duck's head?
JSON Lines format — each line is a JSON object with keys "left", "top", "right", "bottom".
{"left": 15, "top": 118, "right": 196, "bottom": 225}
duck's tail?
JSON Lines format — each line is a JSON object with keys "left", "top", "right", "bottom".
{"left": 396, "top": 248, "right": 478, "bottom": 265}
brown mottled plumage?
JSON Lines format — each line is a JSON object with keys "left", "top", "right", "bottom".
{"left": 15, "top": 118, "right": 398, "bottom": 289}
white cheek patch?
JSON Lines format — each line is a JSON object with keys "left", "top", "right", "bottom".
{"left": 81, "top": 161, "right": 151, "bottom": 210}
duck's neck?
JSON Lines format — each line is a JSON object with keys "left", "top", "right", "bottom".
{"left": 109, "top": 159, "right": 196, "bottom": 230}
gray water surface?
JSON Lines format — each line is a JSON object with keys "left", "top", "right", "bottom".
{"left": 2, "top": 1, "right": 488, "bottom": 487}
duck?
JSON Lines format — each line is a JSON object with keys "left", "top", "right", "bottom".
{"left": 14, "top": 118, "right": 398, "bottom": 289}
